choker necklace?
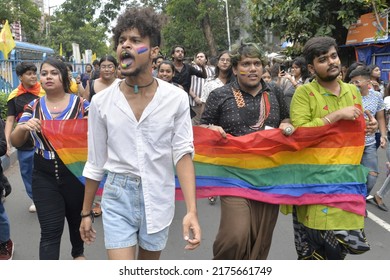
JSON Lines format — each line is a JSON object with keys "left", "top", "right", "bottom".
{"left": 124, "top": 78, "right": 155, "bottom": 93}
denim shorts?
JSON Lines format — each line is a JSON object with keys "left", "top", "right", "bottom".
{"left": 101, "top": 172, "right": 169, "bottom": 251}
{"left": 361, "top": 143, "right": 379, "bottom": 173}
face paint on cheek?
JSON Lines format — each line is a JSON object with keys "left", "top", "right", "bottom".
{"left": 239, "top": 71, "right": 248, "bottom": 76}
{"left": 137, "top": 45, "right": 149, "bottom": 54}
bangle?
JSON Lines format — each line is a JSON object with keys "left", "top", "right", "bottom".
{"left": 80, "top": 210, "right": 94, "bottom": 223}
{"left": 324, "top": 116, "right": 331, "bottom": 124}
{"left": 76, "top": 82, "right": 81, "bottom": 84}
{"left": 381, "top": 136, "right": 388, "bottom": 141}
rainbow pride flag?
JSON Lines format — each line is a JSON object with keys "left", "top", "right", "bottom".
{"left": 41, "top": 117, "right": 368, "bottom": 216}
{"left": 41, "top": 119, "right": 104, "bottom": 196}
{"left": 176, "top": 117, "right": 368, "bottom": 216}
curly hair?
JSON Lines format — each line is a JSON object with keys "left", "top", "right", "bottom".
{"left": 112, "top": 7, "right": 162, "bottom": 51}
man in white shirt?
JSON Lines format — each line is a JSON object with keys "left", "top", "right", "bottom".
{"left": 79, "top": 7, "right": 201, "bottom": 260}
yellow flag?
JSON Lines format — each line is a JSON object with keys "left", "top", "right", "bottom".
{"left": 59, "top": 43, "right": 63, "bottom": 56}
{"left": 0, "top": 20, "right": 16, "bottom": 59}
{"left": 92, "top": 52, "right": 96, "bottom": 62}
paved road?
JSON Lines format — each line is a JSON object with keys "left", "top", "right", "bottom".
{"left": 2, "top": 149, "right": 390, "bottom": 260}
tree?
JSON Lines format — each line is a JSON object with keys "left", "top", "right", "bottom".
{"left": 249, "top": 0, "right": 389, "bottom": 56}
{"left": 42, "top": 0, "right": 120, "bottom": 59}
{"left": 161, "top": 0, "right": 244, "bottom": 58}
{"left": 0, "top": 0, "right": 42, "bottom": 42}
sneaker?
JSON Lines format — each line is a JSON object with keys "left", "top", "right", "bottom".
{"left": 29, "top": 203, "right": 36, "bottom": 213}
{"left": 0, "top": 239, "right": 14, "bottom": 260}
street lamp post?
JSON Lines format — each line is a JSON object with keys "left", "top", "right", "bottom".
{"left": 46, "top": 5, "right": 57, "bottom": 37}
{"left": 224, "top": 0, "right": 231, "bottom": 51}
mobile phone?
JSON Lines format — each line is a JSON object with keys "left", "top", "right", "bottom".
{"left": 280, "top": 65, "right": 286, "bottom": 72}
{"left": 72, "top": 72, "right": 79, "bottom": 78}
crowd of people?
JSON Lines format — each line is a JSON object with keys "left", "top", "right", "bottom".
{"left": 1, "top": 6, "right": 389, "bottom": 261}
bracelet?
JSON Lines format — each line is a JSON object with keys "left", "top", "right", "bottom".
{"left": 80, "top": 210, "right": 94, "bottom": 223}
{"left": 324, "top": 116, "right": 331, "bottom": 124}
{"left": 76, "top": 82, "right": 81, "bottom": 84}
{"left": 381, "top": 135, "right": 388, "bottom": 141}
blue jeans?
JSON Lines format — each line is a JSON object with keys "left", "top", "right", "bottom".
{"left": 102, "top": 172, "right": 169, "bottom": 251}
{"left": 0, "top": 199, "right": 10, "bottom": 243}
{"left": 17, "top": 149, "right": 34, "bottom": 200}
{"left": 361, "top": 143, "right": 379, "bottom": 196}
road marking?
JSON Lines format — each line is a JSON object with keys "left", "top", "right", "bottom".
{"left": 367, "top": 211, "right": 390, "bottom": 233}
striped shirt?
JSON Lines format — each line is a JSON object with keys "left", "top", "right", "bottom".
{"left": 189, "top": 65, "right": 214, "bottom": 106}
{"left": 19, "top": 94, "right": 89, "bottom": 160}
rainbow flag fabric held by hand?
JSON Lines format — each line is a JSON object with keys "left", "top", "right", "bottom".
{"left": 41, "top": 119, "right": 104, "bottom": 196}
{"left": 41, "top": 118, "right": 368, "bottom": 216}
{"left": 176, "top": 117, "right": 368, "bottom": 216}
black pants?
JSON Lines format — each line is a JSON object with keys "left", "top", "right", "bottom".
{"left": 32, "top": 154, "right": 84, "bottom": 260}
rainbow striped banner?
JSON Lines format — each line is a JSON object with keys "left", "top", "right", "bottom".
{"left": 41, "top": 118, "right": 368, "bottom": 216}
{"left": 41, "top": 119, "right": 104, "bottom": 196}
{"left": 176, "top": 117, "right": 368, "bottom": 216}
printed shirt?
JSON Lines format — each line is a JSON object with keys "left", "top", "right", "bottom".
{"left": 200, "top": 77, "right": 224, "bottom": 103}
{"left": 82, "top": 78, "right": 194, "bottom": 234}
{"left": 362, "top": 89, "right": 385, "bottom": 146}
{"left": 200, "top": 79, "right": 289, "bottom": 136}
{"left": 288, "top": 79, "right": 364, "bottom": 230}
{"left": 18, "top": 94, "right": 89, "bottom": 160}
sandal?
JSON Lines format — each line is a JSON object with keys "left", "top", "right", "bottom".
{"left": 373, "top": 195, "right": 389, "bottom": 212}
{"left": 92, "top": 203, "right": 102, "bottom": 217}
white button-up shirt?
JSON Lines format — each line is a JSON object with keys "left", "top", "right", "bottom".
{"left": 83, "top": 78, "right": 194, "bottom": 233}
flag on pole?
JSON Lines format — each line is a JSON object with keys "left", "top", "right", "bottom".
{"left": 59, "top": 43, "right": 63, "bottom": 56}
{"left": 0, "top": 20, "right": 16, "bottom": 59}
{"left": 91, "top": 52, "right": 96, "bottom": 62}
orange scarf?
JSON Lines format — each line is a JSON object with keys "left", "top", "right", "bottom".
{"left": 7, "top": 82, "right": 45, "bottom": 101}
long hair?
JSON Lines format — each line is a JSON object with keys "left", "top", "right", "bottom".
{"left": 215, "top": 50, "right": 234, "bottom": 83}
{"left": 292, "top": 56, "right": 310, "bottom": 81}
{"left": 40, "top": 57, "right": 70, "bottom": 93}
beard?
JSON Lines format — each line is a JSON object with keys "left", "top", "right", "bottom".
{"left": 315, "top": 65, "right": 341, "bottom": 82}
{"left": 121, "top": 67, "right": 142, "bottom": 77}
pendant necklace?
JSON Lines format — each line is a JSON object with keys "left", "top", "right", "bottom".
{"left": 124, "top": 78, "right": 155, "bottom": 93}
